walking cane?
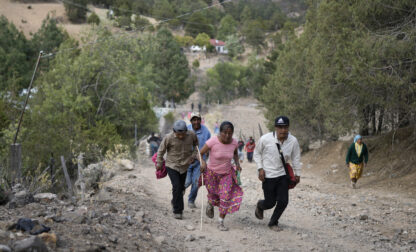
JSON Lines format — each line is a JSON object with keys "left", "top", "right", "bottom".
{"left": 196, "top": 145, "right": 204, "bottom": 231}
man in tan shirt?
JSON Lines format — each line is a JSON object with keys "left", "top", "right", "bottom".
{"left": 156, "top": 120, "right": 199, "bottom": 219}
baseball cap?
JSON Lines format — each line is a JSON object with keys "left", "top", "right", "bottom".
{"left": 190, "top": 112, "right": 201, "bottom": 120}
{"left": 275, "top": 116, "right": 290, "bottom": 126}
{"left": 173, "top": 120, "right": 187, "bottom": 132}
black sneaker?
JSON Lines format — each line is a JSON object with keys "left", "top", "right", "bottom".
{"left": 255, "top": 202, "right": 264, "bottom": 220}
{"left": 206, "top": 202, "right": 214, "bottom": 219}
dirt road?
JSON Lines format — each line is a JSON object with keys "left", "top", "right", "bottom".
{"left": 104, "top": 154, "right": 416, "bottom": 252}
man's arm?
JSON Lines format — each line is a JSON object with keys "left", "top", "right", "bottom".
{"left": 253, "top": 138, "right": 264, "bottom": 170}
{"left": 291, "top": 139, "right": 302, "bottom": 177}
{"left": 191, "top": 132, "right": 199, "bottom": 161}
{"left": 253, "top": 137, "right": 265, "bottom": 181}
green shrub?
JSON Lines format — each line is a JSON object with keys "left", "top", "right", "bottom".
{"left": 64, "top": 0, "right": 88, "bottom": 23}
{"left": 87, "top": 12, "right": 100, "bottom": 25}
{"left": 133, "top": 16, "right": 152, "bottom": 31}
{"left": 164, "top": 112, "right": 175, "bottom": 124}
{"left": 192, "top": 59, "right": 200, "bottom": 68}
{"left": 116, "top": 16, "right": 131, "bottom": 29}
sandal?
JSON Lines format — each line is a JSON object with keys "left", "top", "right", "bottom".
{"left": 217, "top": 223, "right": 229, "bottom": 231}
{"left": 206, "top": 202, "right": 214, "bottom": 219}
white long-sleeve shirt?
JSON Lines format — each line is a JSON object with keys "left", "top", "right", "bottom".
{"left": 253, "top": 132, "right": 302, "bottom": 178}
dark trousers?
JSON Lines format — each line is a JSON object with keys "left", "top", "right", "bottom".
{"left": 247, "top": 152, "right": 254, "bottom": 162}
{"left": 167, "top": 167, "right": 187, "bottom": 214}
{"left": 258, "top": 175, "right": 289, "bottom": 226}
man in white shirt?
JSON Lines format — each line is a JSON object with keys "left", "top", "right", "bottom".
{"left": 253, "top": 116, "right": 301, "bottom": 231}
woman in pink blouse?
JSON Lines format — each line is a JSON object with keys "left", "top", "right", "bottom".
{"left": 199, "top": 121, "right": 243, "bottom": 231}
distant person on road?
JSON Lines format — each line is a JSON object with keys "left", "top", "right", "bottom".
{"left": 185, "top": 112, "right": 211, "bottom": 209}
{"left": 198, "top": 102, "right": 202, "bottom": 112}
{"left": 253, "top": 116, "right": 301, "bottom": 232}
{"left": 191, "top": 103, "right": 194, "bottom": 111}
{"left": 346, "top": 135, "right": 369, "bottom": 189}
{"left": 245, "top": 137, "right": 256, "bottom": 162}
{"left": 238, "top": 138, "right": 245, "bottom": 163}
{"left": 199, "top": 121, "right": 243, "bottom": 231}
{"left": 156, "top": 120, "right": 199, "bottom": 220}
{"left": 147, "top": 132, "right": 161, "bottom": 156}
{"left": 213, "top": 121, "right": 220, "bottom": 135}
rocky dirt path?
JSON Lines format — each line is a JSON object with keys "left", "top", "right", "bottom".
{"left": 2, "top": 151, "right": 414, "bottom": 251}
{"left": 105, "top": 155, "right": 416, "bottom": 252}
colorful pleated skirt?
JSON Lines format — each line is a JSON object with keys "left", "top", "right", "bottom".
{"left": 199, "top": 168, "right": 243, "bottom": 215}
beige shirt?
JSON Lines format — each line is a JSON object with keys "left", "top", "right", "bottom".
{"left": 157, "top": 131, "right": 199, "bottom": 174}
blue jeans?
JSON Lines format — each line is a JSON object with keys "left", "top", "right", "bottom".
{"left": 185, "top": 161, "right": 200, "bottom": 204}
{"left": 150, "top": 143, "right": 158, "bottom": 156}
{"left": 247, "top": 152, "right": 253, "bottom": 162}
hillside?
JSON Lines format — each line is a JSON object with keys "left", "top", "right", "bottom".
{"left": 0, "top": 0, "right": 110, "bottom": 39}
{"left": 303, "top": 126, "right": 416, "bottom": 196}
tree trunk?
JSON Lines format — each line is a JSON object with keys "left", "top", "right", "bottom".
{"left": 360, "top": 106, "right": 371, "bottom": 136}
{"left": 371, "top": 105, "right": 376, "bottom": 135}
{"left": 398, "top": 109, "right": 410, "bottom": 128}
{"left": 377, "top": 108, "right": 384, "bottom": 134}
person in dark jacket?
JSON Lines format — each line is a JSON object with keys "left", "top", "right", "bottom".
{"left": 346, "top": 135, "right": 369, "bottom": 189}
{"left": 147, "top": 132, "right": 161, "bottom": 156}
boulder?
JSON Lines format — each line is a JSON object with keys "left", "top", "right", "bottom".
{"left": 38, "top": 232, "right": 57, "bottom": 248}
{"left": 13, "top": 236, "right": 48, "bottom": 252}
{"left": 0, "top": 230, "right": 9, "bottom": 243}
{"left": 33, "top": 193, "right": 57, "bottom": 203}
{"left": 63, "top": 207, "right": 89, "bottom": 224}
{"left": 8, "top": 190, "right": 34, "bottom": 209}
{"left": 75, "top": 163, "right": 103, "bottom": 191}
{"left": 117, "top": 159, "right": 135, "bottom": 171}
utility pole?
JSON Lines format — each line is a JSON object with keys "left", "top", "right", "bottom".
{"left": 13, "top": 51, "right": 43, "bottom": 144}
{"left": 10, "top": 51, "right": 42, "bottom": 184}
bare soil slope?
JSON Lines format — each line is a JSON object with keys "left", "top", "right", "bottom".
{"left": 0, "top": 0, "right": 107, "bottom": 39}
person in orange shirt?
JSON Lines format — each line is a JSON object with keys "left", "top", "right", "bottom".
{"left": 245, "top": 136, "right": 256, "bottom": 162}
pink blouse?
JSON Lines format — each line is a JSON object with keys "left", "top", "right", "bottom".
{"left": 206, "top": 136, "right": 238, "bottom": 174}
